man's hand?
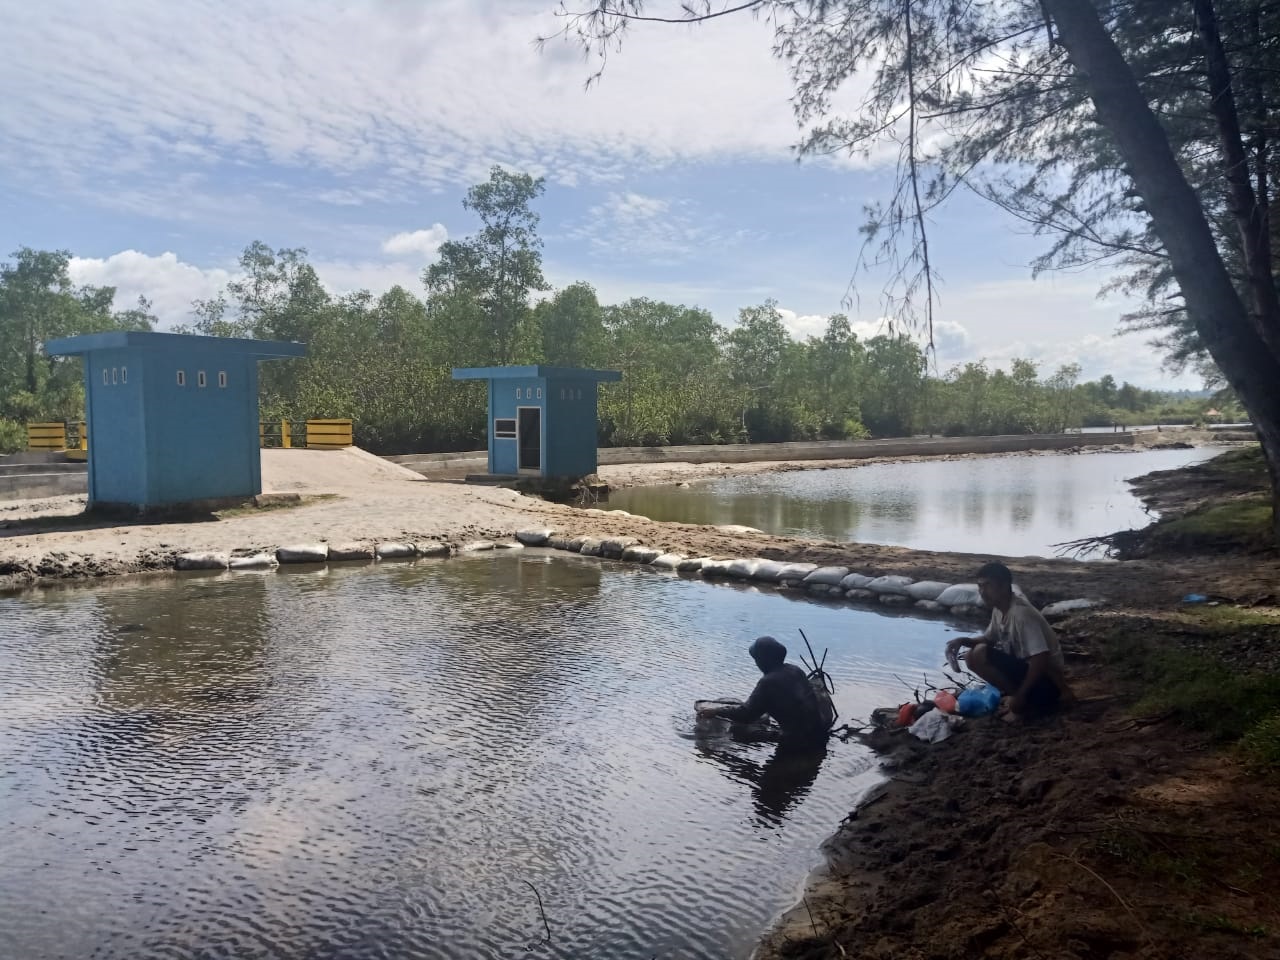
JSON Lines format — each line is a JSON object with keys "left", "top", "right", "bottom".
{"left": 945, "top": 637, "right": 977, "bottom": 660}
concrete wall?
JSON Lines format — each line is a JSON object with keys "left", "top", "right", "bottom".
{"left": 0, "top": 462, "right": 87, "bottom": 500}
{"left": 388, "top": 432, "right": 1134, "bottom": 477}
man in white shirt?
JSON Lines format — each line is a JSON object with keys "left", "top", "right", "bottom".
{"left": 944, "top": 562, "right": 1074, "bottom": 720}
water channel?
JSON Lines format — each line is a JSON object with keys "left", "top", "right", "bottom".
{"left": 604, "top": 447, "right": 1217, "bottom": 557}
{"left": 0, "top": 552, "right": 967, "bottom": 960}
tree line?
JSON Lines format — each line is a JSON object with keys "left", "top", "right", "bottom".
{"left": 0, "top": 171, "right": 1237, "bottom": 456}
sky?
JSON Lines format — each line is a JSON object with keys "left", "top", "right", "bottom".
{"left": 0, "top": 0, "right": 1196, "bottom": 389}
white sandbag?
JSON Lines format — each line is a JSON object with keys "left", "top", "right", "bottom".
{"left": 375, "top": 542, "right": 416, "bottom": 560}
{"left": 726, "top": 558, "right": 762, "bottom": 579}
{"left": 516, "top": 529, "right": 554, "bottom": 546}
{"left": 460, "top": 541, "right": 497, "bottom": 553}
{"left": 622, "top": 545, "right": 661, "bottom": 563}
{"left": 949, "top": 603, "right": 987, "bottom": 620}
{"left": 936, "top": 583, "right": 983, "bottom": 607}
{"left": 677, "top": 557, "right": 709, "bottom": 572}
{"left": 1041, "top": 598, "right": 1100, "bottom": 620}
{"left": 328, "top": 542, "right": 374, "bottom": 561}
{"left": 867, "top": 575, "right": 915, "bottom": 597}
{"left": 229, "top": 552, "right": 275, "bottom": 569}
{"left": 651, "top": 553, "right": 685, "bottom": 570}
{"left": 176, "top": 552, "right": 229, "bottom": 571}
{"left": 879, "top": 593, "right": 913, "bottom": 607}
{"left": 915, "top": 599, "right": 946, "bottom": 613}
{"left": 602, "top": 536, "right": 640, "bottom": 558}
{"left": 776, "top": 562, "right": 818, "bottom": 581}
{"left": 906, "top": 580, "right": 951, "bottom": 601}
{"left": 845, "top": 588, "right": 877, "bottom": 602}
{"left": 803, "top": 566, "right": 850, "bottom": 586}
{"left": 276, "top": 543, "right": 328, "bottom": 564}
{"left": 750, "top": 560, "right": 789, "bottom": 582}
{"left": 415, "top": 541, "right": 451, "bottom": 557}
{"left": 840, "top": 572, "right": 874, "bottom": 590}
{"left": 578, "top": 538, "right": 603, "bottom": 556}
{"left": 716, "top": 524, "right": 763, "bottom": 534}
{"left": 700, "top": 559, "right": 733, "bottom": 578}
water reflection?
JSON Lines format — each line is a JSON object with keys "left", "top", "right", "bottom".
{"left": 694, "top": 727, "right": 828, "bottom": 827}
{"left": 605, "top": 448, "right": 1216, "bottom": 557}
{"left": 0, "top": 555, "right": 962, "bottom": 960}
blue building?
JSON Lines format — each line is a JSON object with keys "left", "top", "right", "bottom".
{"left": 452, "top": 365, "right": 621, "bottom": 479}
{"left": 45, "top": 331, "right": 306, "bottom": 510}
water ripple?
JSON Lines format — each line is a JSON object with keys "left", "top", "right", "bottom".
{"left": 0, "top": 553, "right": 959, "bottom": 959}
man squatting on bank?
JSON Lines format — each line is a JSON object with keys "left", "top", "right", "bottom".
{"left": 946, "top": 561, "right": 1075, "bottom": 720}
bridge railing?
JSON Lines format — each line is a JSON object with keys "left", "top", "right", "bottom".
{"left": 26, "top": 419, "right": 353, "bottom": 453}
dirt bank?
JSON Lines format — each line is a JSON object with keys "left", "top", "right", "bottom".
{"left": 755, "top": 609, "right": 1280, "bottom": 960}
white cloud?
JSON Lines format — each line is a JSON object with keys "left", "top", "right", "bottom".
{"left": 381, "top": 225, "right": 449, "bottom": 258}
{"left": 776, "top": 308, "right": 828, "bottom": 340}
{"left": 68, "top": 251, "right": 232, "bottom": 327}
{"left": 0, "top": 0, "right": 802, "bottom": 211}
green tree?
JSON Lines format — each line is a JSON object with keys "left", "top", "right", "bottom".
{"left": 536, "top": 282, "right": 607, "bottom": 367}
{"left": 0, "top": 248, "right": 153, "bottom": 447}
{"left": 424, "top": 167, "right": 549, "bottom": 365}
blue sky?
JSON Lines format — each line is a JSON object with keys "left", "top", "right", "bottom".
{"left": 0, "top": 0, "right": 1195, "bottom": 388}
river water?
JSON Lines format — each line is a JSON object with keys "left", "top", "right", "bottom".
{"left": 605, "top": 448, "right": 1217, "bottom": 557}
{"left": 0, "top": 552, "right": 966, "bottom": 960}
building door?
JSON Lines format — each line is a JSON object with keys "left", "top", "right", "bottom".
{"left": 517, "top": 407, "right": 541, "bottom": 473}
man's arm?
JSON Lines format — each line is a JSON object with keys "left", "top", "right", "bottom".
{"left": 706, "top": 677, "right": 771, "bottom": 723}
{"left": 947, "top": 611, "right": 999, "bottom": 659}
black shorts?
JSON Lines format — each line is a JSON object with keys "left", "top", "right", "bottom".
{"left": 986, "top": 646, "right": 1061, "bottom": 714}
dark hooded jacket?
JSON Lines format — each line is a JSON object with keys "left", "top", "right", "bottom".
{"left": 717, "top": 637, "right": 828, "bottom": 743}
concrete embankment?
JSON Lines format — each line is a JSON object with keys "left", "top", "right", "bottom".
{"left": 388, "top": 432, "right": 1134, "bottom": 478}
{"left": 0, "top": 455, "right": 87, "bottom": 499}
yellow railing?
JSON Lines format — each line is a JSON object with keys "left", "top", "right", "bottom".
{"left": 27, "top": 422, "right": 67, "bottom": 450}
{"left": 259, "top": 419, "right": 354, "bottom": 450}
{"left": 28, "top": 419, "right": 350, "bottom": 454}
{"left": 303, "top": 419, "right": 354, "bottom": 449}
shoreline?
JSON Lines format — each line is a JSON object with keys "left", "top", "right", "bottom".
{"left": 597, "top": 428, "right": 1205, "bottom": 489}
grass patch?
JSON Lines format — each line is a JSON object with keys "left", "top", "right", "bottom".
{"left": 1205, "top": 445, "right": 1267, "bottom": 478}
{"left": 1147, "top": 493, "right": 1274, "bottom": 553}
{"left": 1105, "top": 633, "right": 1280, "bottom": 772}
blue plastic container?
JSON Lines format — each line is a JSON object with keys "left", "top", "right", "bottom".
{"left": 956, "top": 684, "right": 1002, "bottom": 717}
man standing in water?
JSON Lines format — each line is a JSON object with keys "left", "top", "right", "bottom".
{"left": 945, "top": 562, "right": 1074, "bottom": 720}
{"left": 697, "top": 636, "right": 830, "bottom": 744}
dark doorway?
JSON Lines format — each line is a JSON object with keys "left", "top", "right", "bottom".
{"left": 517, "top": 407, "right": 541, "bottom": 472}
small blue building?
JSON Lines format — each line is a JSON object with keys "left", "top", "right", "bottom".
{"left": 452, "top": 365, "right": 621, "bottom": 479}
{"left": 45, "top": 331, "right": 306, "bottom": 510}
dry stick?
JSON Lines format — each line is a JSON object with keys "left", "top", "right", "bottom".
{"left": 802, "top": 896, "right": 819, "bottom": 938}
{"left": 1055, "top": 853, "right": 1153, "bottom": 946}
{"left": 522, "top": 880, "right": 551, "bottom": 945}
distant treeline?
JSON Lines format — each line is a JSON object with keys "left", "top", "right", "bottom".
{"left": 0, "top": 170, "right": 1243, "bottom": 456}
